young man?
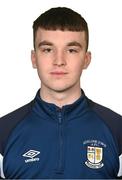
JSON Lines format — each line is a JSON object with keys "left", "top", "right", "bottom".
{"left": 0, "top": 7, "right": 122, "bottom": 179}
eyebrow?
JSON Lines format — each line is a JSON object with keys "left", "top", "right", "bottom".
{"left": 67, "top": 41, "right": 82, "bottom": 48}
{"left": 38, "top": 41, "right": 53, "bottom": 48}
{"left": 37, "top": 40, "right": 82, "bottom": 48}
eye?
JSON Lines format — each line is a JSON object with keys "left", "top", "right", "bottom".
{"left": 42, "top": 48, "right": 52, "bottom": 53}
{"left": 68, "top": 48, "right": 78, "bottom": 53}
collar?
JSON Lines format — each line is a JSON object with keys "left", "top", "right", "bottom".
{"left": 32, "top": 89, "right": 89, "bottom": 122}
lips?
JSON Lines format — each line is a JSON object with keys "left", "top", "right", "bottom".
{"left": 50, "top": 71, "right": 68, "bottom": 75}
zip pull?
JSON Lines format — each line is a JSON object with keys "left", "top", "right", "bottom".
{"left": 57, "top": 108, "right": 62, "bottom": 124}
{"left": 58, "top": 112, "right": 62, "bottom": 124}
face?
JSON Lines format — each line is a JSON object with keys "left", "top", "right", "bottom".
{"left": 31, "top": 28, "right": 91, "bottom": 93}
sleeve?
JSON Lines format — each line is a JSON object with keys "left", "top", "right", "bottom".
{"left": 0, "top": 101, "right": 33, "bottom": 178}
{"left": 88, "top": 99, "right": 122, "bottom": 178}
{"left": 0, "top": 154, "right": 5, "bottom": 178}
{"left": 117, "top": 154, "right": 122, "bottom": 178}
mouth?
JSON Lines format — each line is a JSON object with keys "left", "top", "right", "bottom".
{"left": 50, "top": 71, "right": 68, "bottom": 76}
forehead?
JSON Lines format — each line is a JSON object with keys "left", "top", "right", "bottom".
{"left": 35, "top": 28, "right": 86, "bottom": 45}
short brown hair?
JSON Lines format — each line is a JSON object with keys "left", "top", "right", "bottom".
{"left": 33, "top": 7, "right": 89, "bottom": 50}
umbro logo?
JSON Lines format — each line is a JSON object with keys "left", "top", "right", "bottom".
{"left": 22, "top": 150, "right": 40, "bottom": 163}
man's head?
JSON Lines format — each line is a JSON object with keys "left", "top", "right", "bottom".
{"left": 33, "top": 7, "right": 89, "bottom": 51}
{"left": 31, "top": 7, "right": 91, "bottom": 95}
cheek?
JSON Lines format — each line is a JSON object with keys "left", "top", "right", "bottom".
{"left": 75, "top": 66, "right": 83, "bottom": 77}
{"left": 70, "top": 61, "right": 85, "bottom": 79}
{"left": 36, "top": 60, "right": 50, "bottom": 80}
{"left": 36, "top": 53, "right": 52, "bottom": 68}
{"left": 36, "top": 57, "right": 49, "bottom": 70}
{"left": 71, "top": 60, "right": 84, "bottom": 72}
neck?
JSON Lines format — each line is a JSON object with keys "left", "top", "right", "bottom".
{"left": 40, "top": 85, "right": 82, "bottom": 108}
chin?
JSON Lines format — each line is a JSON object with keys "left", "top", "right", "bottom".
{"left": 43, "top": 80, "right": 78, "bottom": 93}
{"left": 49, "top": 85, "right": 74, "bottom": 93}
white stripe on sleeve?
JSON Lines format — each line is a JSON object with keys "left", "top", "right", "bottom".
{"left": 118, "top": 154, "right": 122, "bottom": 177}
{"left": 0, "top": 153, "right": 5, "bottom": 178}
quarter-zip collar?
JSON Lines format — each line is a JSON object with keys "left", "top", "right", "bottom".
{"left": 32, "top": 89, "right": 89, "bottom": 122}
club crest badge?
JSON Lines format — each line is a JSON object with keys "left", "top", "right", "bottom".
{"left": 85, "top": 146, "right": 104, "bottom": 169}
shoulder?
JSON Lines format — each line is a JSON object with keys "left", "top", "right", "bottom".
{"left": 0, "top": 101, "right": 33, "bottom": 121}
{"left": 87, "top": 98, "right": 122, "bottom": 124}
{"left": 0, "top": 101, "right": 34, "bottom": 154}
{"left": 87, "top": 98, "right": 122, "bottom": 154}
{"left": 0, "top": 101, "right": 34, "bottom": 127}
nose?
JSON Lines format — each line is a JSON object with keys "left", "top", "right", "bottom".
{"left": 53, "top": 50, "right": 66, "bottom": 66}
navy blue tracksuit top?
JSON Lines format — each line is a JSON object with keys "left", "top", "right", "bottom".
{"left": 0, "top": 89, "right": 122, "bottom": 179}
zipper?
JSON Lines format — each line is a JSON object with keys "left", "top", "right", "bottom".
{"left": 57, "top": 109, "right": 64, "bottom": 173}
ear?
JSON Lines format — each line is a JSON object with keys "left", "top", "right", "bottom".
{"left": 83, "top": 51, "right": 91, "bottom": 69}
{"left": 31, "top": 50, "right": 37, "bottom": 69}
